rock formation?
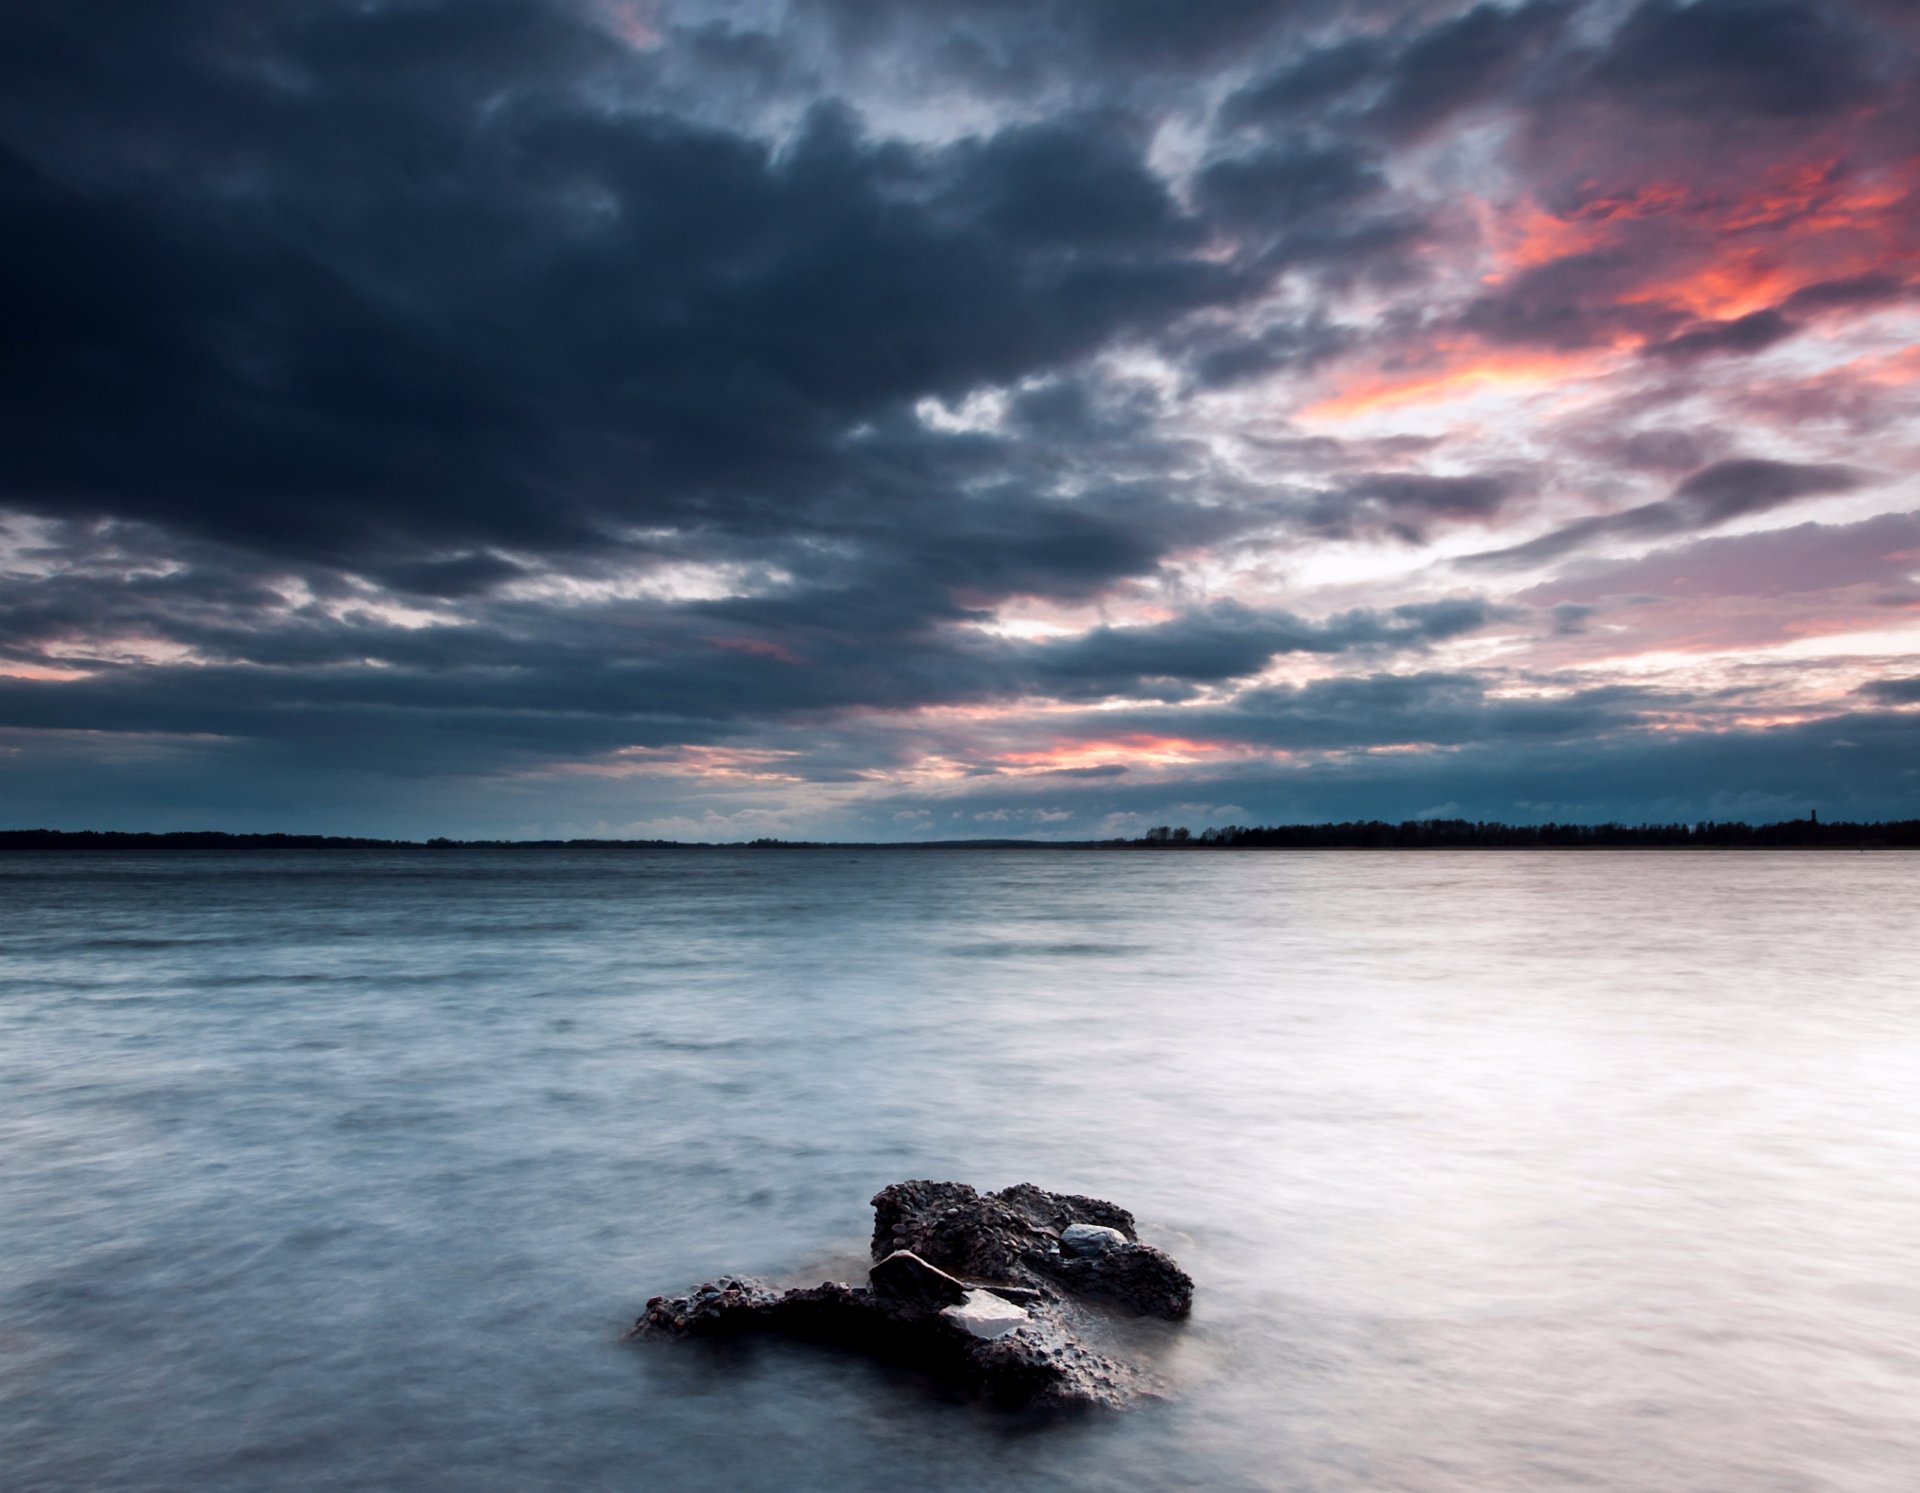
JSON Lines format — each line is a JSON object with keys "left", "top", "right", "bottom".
{"left": 630, "top": 1180, "right": 1193, "bottom": 1410}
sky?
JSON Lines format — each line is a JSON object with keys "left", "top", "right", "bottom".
{"left": 2, "top": 0, "right": 1918, "bottom": 841}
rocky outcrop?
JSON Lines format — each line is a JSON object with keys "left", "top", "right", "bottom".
{"left": 630, "top": 1180, "right": 1193, "bottom": 1411}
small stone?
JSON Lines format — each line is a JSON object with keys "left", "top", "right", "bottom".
{"left": 940, "top": 1288, "right": 1028, "bottom": 1340}
{"left": 1060, "top": 1223, "right": 1128, "bottom": 1256}
{"left": 869, "top": 1249, "right": 968, "bottom": 1308}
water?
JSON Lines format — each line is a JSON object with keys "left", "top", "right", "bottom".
{"left": 3, "top": 850, "right": 1918, "bottom": 1492}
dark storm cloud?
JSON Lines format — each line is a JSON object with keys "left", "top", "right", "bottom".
{"left": 1356, "top": 0, "right": 1575, "bottom": 140}
{"left": 803, "top": 0, "right": 1309, "bottom": 77}
{"left": 1782, "top": 275, "right": 1914, "bottom": 315}
{"left": 1859, "top": 677, "right": 1920, "bottom": 705}
{"left": 1219, "top": 670, "right": 1653, "bottom": 749}
{"left": 1019, "top": 598, "right": 1503, "bottom": 701}
{"left": 1586, "top": 0, "right": 1879, "bottom": 121}
{"left": 1298, "top": 472, "right": 1518, "bottom": 543}
{"left": 1182, "top": 317, "right": 1356, "bottom": 388}
{"left": 1219, "top": 1, "right": 1576, "bottom": 142}
{"left": 1464, "top": 459, "right": 1871, "bottom": 570}
{"left": 1218, "top": 36, "right": 1388, "bottom": 131}
{"left": 0, "top": 0, "right": 1265, "bottom": 578}
{"left": 1642, "top": 309, "right": 1799, "bottom": 362}
{"left": 372, "top": 553, "right": 531, "bottom": 599}
{"left": 1192, "top": 141, "right": 1385, "bottom": 229}
{"left": 1186, "top": 136, "right": 1429, "bottom": 287}
{"left": 945, "top": 117, "right": 1190, "bottom": 249}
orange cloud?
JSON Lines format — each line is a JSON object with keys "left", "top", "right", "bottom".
{"left": 555, "top": 744, "right": 806, "bottom": 781}
{"left": 1482, "top": 182, "right": 1692, "bottom": 279}
{"left": 1320, "top": 155, "right": 1918, "bottom": 422}
{"left": 1857, "top": 344, "right": 1920, "bottom": 387}
{"left": 1484, "top": 197, "right": 1610, "bottom": 275}
{"left": 1522, "top": 156, "right": 1919, "bottom": 319}
{"left": 1620, "top": 250, "right": 1803, "bottom": 321}
{"left": 995, "top": 733, "right": 1253, "bottom": 771}
{"left": 1303, "top": 341, "right": 1610, "bottom": 420}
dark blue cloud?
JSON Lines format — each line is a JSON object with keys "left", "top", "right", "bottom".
{"left": 1588, "top": 0, "right": 1879, "bottom": 121}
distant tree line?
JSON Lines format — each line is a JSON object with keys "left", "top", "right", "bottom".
{"left": 0, "top": 830, "right": 690, "bottom": 850}
{"left": 2, "top": 817, "right": 1917, "bottom": 851}
{"left": 1134, "top": 816, "right": 1920, "bottom": 848}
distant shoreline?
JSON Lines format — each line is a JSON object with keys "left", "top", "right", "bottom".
{"left": 4, "top": 818, "right": 1917, "bottom": 851}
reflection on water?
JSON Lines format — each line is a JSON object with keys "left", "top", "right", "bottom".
{"left": 3, "top": 850, "right": 1919, "bottom": 1492}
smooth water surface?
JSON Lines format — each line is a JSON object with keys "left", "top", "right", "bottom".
{"left": 4, "top": 850, "right": 1918, "bottom": 1491}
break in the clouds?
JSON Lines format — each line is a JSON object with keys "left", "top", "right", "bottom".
{"left": 1, "top": 0, "right": 1917, "bottom": 839}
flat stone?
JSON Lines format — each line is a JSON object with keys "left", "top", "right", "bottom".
{"left": 940, "top": 1288, "right": 1028, "bottom": 1340}
{"left": 1060, "top": 1223, "right": 1128, "bottom": 1256}
{"left": 868, "top": 1248, "right": 968, "bottom": 1307}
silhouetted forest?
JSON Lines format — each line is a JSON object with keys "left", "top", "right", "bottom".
{"left": 1128, "top": 816, "right": 1920, "bottom": 848}
{"left": 2, "top": 816, "right": 1917, "bottom": 850}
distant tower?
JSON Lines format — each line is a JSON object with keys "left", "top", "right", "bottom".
{"left": 1810, "top": 808, "right": 1818, "bottom": 824}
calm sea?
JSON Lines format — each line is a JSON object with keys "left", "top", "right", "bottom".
{"left": 4, "top": 850, "right": 1918, "bottom": 1491}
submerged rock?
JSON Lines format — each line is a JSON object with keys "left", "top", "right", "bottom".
{"left": 630, "top": 1180, "right": 1194, "bottom": 1410}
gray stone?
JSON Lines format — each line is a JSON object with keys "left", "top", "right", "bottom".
{"left": 1060, "top": 1223, "right": 1128, "bottom": 1256}
{"left": 868, "top": 1249, "right": 967, "bottom": 1307}
{"left": 941, "top": 1288, "right": 1028, "bottom": 1340}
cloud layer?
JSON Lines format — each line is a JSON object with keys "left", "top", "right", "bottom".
{"left": 1, "top": 0, "right": 1917, "bottom": 837}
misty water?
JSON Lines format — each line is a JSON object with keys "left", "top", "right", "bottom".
{"left": 5, "top": 850, "right": 1919, "bottom": 1492}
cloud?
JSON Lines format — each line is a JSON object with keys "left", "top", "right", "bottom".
{"left": 1218, "top": 36, "right": 1387, "bottom": 130}
{"left": 2, "top": 0, "right": 1918, "bottom": 836}
{"left": 1464, "top": 459, "right": 1872, "bottom": 569}
{"left": 1859, "top": 676, "right": 1920, "bottom": 704}
{"left": 1642, "top": 309, "right": 1799, "bottom": 362}
{"left": 1017, "top": 597, "right": 1504, "bottom": 701}
{"left": 1519, "top": 512, "right": 1920, "bottom": 604}
{"left": 1585, "top": 0, "right": 1879, "bottom": 122}
{"left": 1220, "top": 1, "right": 1576, "bottom": 143}
{"left": 0, "top": 9, "right": 1258, "bottom": 575}
{"left": 1358, "top": 0, "right": 1576, "bottom": 141}
{"left": 805, "top": 0, "right": 1305, "bottom": 74}
{"left": 1192, "top": 140, "right": 1385, "bottom": 229}
{"left": 1298, "top": 471, "right": 1519, "bottom": 542}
